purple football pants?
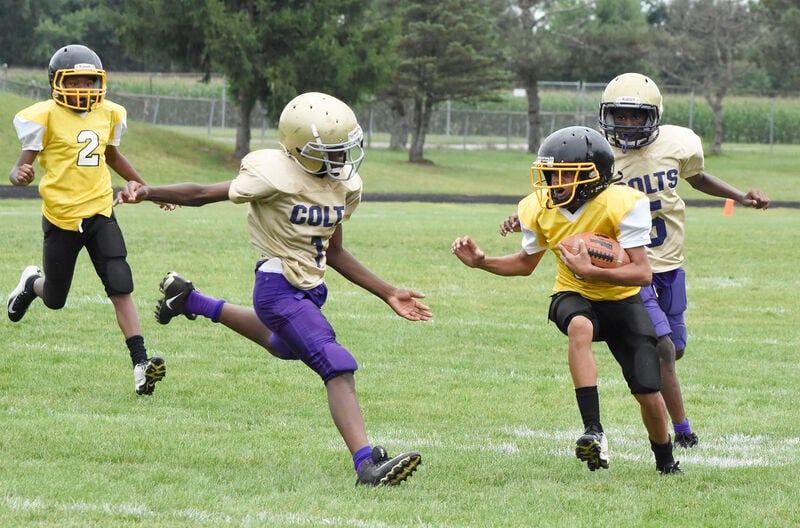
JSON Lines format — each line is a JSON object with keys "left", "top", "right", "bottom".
{"left": 252, "top": 268, "right": 358, "bottom": 383}
{"left": 639, "top": 268, "right": 688, "bottom": 351}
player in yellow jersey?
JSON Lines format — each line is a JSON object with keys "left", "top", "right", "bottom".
{"left": 6, "top": 44, "right": 170, "bottom": 395}
{"left": 115, "top": 92, "right": 429, "bottom": 486}
{"left": 598, "top": 73, "right": 770, "bottom": 448}
{"left": 453, "top": 126, "right": 681, "bottom": 474}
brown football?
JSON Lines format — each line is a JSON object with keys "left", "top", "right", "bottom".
{"left": 560, "top": 232, "right": 631, "bottom": 268}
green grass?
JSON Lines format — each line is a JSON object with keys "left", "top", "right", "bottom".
{"left": 1, "top": 199, "right": 799, "bottom": 527}
{"left": 1, "top": 87, "right": 799, "bottom": 527}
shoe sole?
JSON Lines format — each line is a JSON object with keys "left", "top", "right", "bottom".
{"left": 379, "top": 453, "right": 422, "bottom": 486}
{"left": 136, "top": 357, "right": 166, "bottom": 395}
{"left": 155, "top": 272, "right": 194, "bottom": 325}
{"left": 575, "top": 437, "right": 608, "bottom": 471}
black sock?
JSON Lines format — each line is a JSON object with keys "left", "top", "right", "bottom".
{"left": 575, "top": 386, "right": 602, "bottom": 432}
{"left": 126, "top": 335, "right": 148, "bottom": 366}
{"left": 650, "top": 437, "right": 675, "bottom": 468}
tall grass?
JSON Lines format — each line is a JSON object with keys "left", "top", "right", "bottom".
{"left": 1, "top": 199, "right": 798, "bottom": 527}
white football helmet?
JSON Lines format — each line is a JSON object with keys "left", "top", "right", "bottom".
{"left": 598, "top": 73, "right": 663, "bottom": 152}
{"left": 278, "top": 92, "right": 364, "bottom": 181}
{"left": 48, "top": 44, "right": 107, "bottom": 112}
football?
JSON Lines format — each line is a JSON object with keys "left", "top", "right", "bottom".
{"left": 560, "top": 232, "right": 631, "bottom": 268}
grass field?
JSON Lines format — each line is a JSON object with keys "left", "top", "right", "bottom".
{"left": 1, "top": 199, "right": 798, "bottom": 527}
{"left": 1, "top": 89, "right": 799, "bottom": 526}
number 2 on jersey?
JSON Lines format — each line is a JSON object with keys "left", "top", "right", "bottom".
{"left": 76, "top": 130, "right": 101, "bottom": 167}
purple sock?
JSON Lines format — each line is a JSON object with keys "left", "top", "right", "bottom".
{"left": 673, "top": 418, "right": 692, "bottom": 434}
{"left": 185, "top": 290, "right": 225, "bottom": 322}
{"left": 353, "top": 445, "right": 373, "bottom": 473}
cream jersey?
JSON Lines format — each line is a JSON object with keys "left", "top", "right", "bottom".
{"left": 518, "top": 184, "right": 651, "bottom": 302}
{"left": 13, "top": 99, "right": 127, "bottom": 231}
{"left": 613, "top": 124, "right": 704, "bottom": 272}
{"left": 228, "top": 149, "right": 362, "bottom": 290}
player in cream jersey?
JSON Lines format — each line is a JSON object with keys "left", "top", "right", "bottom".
{"left": 454, "top": 127, "right": 681, "bottom": 475}
{"left": 611, "top": 124, "right": 703, "bottom": 272}
{"left": 116, "top": 92, "right": 430, "bottom": 487}
{"left": 229, "top": 148, "right": 361, "bottom": 290}
{"left": 600, "top": 72, "right": 770, "bottom": 448}
{"left": 7, "top": 44, "right": 168, "bottom": 396}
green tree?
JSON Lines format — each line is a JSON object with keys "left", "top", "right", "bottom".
{"left": 651, "top": 0, "right": 762, "bottom": 155}
{"left": 499, "top": 0, "right": 654, "bottom": 153}
{"left": 0, "top": 0, "right": 136, "bottom": 69}
{"left": 382, "top": 0, "right": 510, "bottom": 163}
{"left": 754, "top": 0, "right": 800, "bottom": 91}
{"left": 113, "top": 0, "right": 394, "bottom": 160}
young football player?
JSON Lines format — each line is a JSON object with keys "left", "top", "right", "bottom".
{"left": 597, "top": 72, "right": 770, "bottom": 448}
{"left": 7, "top": 44, "right": 170, "bottom": 395}
{"left": 453, "top": 126, "right": 681, "bottom": 474}
{"left": 114, "top": 92, "right": 428, "bottom": 486}
{"left": 500, "top": 73, "right": 771, "bottom": 449}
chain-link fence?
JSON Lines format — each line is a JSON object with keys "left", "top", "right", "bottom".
{"left": 3, "top": 70, "right": 798, "bottom": 147}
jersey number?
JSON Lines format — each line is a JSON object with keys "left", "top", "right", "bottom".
{"left": 649, "top": 199, "right": 667, "bottom": 248}
{"left": 76, "top": 130, "right": 101, "bottom": 167}
{"left": 311, "top": 236, "right": 324, "bottom": 268}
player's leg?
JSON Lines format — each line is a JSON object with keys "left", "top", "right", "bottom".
{"left": 87, "top": 214, "right": 165, "bottom": 395}
{"left": 253, "top": 270, "right": 421, "bottom": 486}
{"left": 641, "top": 275, "right": 696, "bottom": 446}
{"left": 154, "top": 271, "right": 277, "bottom": 354}
{"left": 656, "top": 269, "right": 696, "bottom": 446}
{"left": 549, "top": 293, "right": 608, "bottom": 470}
{"left": 40, "top": 217, "right": 82, "bottom": 310}
{"left": 602, "top": 294, "right": 681, "bottom": 474}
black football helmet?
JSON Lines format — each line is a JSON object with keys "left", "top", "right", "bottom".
{"left": 48, "top": 44, "right": 106, "bottom": 111}
{"left": 531, "top": 126, "right": 617, "bottom": 209}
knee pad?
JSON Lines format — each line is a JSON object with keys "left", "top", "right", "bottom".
{"left": 669, "top": 321, "right": 687, "bottom": 353}
{"left": 42, "top": 292, "right": 67, "bottom": 310}
{"left": 629, "top": 336, "right": 662, "bottom": 394}
{"left": 316, "top": 342, "right": 358, "bottom": 384}
{"left": 105, "top": 258, "right": 134, "bottom": 295}
{"left": 655, "top": 335, "right": 676, "bottom": 365}
{"left": 549, "top": 293, "right": 600, "bottom": 340}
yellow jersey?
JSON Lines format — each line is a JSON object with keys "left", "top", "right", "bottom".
{"left": 518, "top": 184, "right": 651, "bottom": 301}
{"left": 13, "top": 99, "right": 128, "bottom": 231}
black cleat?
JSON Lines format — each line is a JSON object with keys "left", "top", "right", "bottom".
{"left": 155, "top": 271, "right": 196, "bottom": 324}
{"left": 674, "top": 431, "right": 698, "bottom": 449}
{"left": 657, "top": 460, "right": 683, "bottom": 475}
{"left": 7, "top": 265, "right": 42, "bottom": 322}
{"left": 575, "top": 429, "right": 609, "bottom": 471}
{"left": 134, "top": 357, "right": 166, "bottom": 395}
{"left": 356, "top": 446, "right": 422, "bottom": 486}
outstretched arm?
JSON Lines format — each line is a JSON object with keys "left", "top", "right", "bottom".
{"left": 451, "top": 235, "right": 543, "bottom": 276}
{"left": 686, "top": 171, "right": 770, "bottom": 209}
{"left": 106, "top": 146, "right": 175, "bottom": 210}
{"left": 326, "top": 225, "right": 432, "bottom": 322}
{"left": 115, "top": 180, "right": 232, "bottom": 207}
